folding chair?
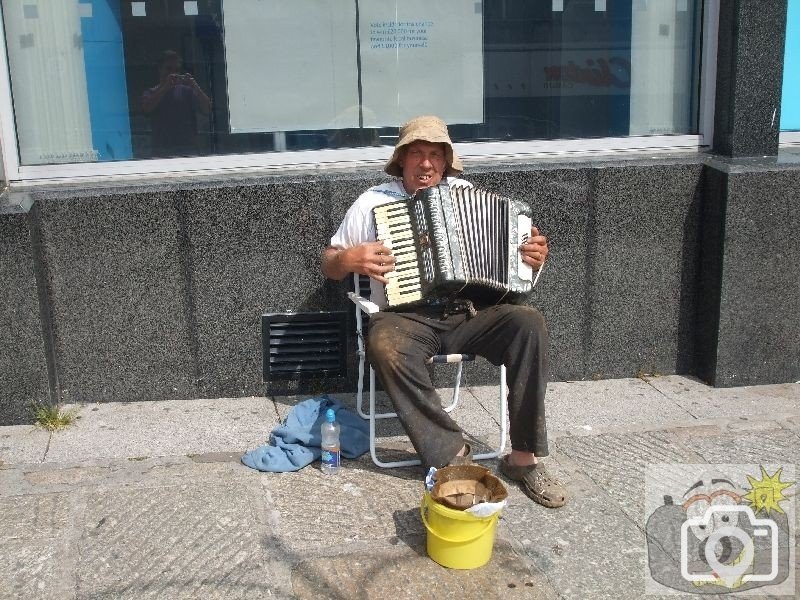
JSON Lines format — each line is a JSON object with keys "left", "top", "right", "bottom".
{"left": 348, "top": 273, "right": 507, "bottom": 468}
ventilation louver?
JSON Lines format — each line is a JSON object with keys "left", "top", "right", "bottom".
{"left": 262, "top": 312, "right": 347, "bottom": 379}
{"left": 356, "top": 274, "right": 371, "bottom": 298}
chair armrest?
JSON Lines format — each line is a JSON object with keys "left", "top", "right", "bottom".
{"left": 426, "top": 353, "right": 475, "bottom": 364}
{"left": 347, "top": 291, "right": 380, "bottom": 315}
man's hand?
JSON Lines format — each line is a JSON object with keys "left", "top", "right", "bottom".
{"left": 322, "top": 241, "right": 396, "bottom": 284}
{"left": 346, "top": 241, "right": 396, "bottom": 284}
{"left": 519, "top": 226, "right": 549, "bottom": 270}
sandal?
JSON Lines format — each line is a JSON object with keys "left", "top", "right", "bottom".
{"left": 499, "top": 456, "right": 568, "bottom": 508}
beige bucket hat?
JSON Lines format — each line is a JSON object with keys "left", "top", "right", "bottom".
{"left": 384, "top": 115, "right": 463, "bottom": 177}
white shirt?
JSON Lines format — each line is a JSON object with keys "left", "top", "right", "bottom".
{"left": 330, "top": 177, "right": 472, "bottom": 307}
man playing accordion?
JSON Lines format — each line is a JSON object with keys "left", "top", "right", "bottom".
{"left": 321, "top": 115, "right": 567, "bottom": 508}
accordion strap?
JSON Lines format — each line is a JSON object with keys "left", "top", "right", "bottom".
{"left": 494, "top": 289, "right": 511, "bottom": 306}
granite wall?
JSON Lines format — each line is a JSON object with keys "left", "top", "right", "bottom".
{"left": 713, "top": 0, "right": 788, "bottom": 157}
{"left": 2, "top": 0, "right": 796, "bottom": 423}
{"left": 0, "top": 204, "right": 50, "bottom": 425}
{"left": 697, "top": 157, "right": 800, "bottom": 386}
{"left": 2, "top": 151, "right": 798, "bottom": 424}
{"left": 29, "top": 189, "right": 197, "bottom": 406}
{"left": 458, "top": 158, "right": 705, "bottom": 386}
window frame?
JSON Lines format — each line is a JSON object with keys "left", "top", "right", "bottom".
{"left": 0, "top": 0, "right": 718, "bottom": 185}
{"left": 780, "top": 132, "right": 800, "bottom": 146}
{"left": 780, "top": 0, "right": 800, "bottom": 142}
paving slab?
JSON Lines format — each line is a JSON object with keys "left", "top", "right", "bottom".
{"left": 784, "top": 414, "right": 800, "bottom": 432}
{"left": 45, "top": 397, "right": 272, "bottom": 464}
{"left": 2, "top": 377, "right": 799, "bottom": 600}
{"left": 685, "top": 425, "right": 800, "bottom": 536}
{"left": 291, "top": 541, "right": 558, "bottom": 600}
{"left": 0, "top": 424, "right": 50, "bottom": 465}
{"left": 554, "top": 429, "right": 705, "bottom": 525}
{"left": 647, "top": 375, "right": 800, "bottom": 420}
{"left": 687, "top": 426, "right": 800, "bottom": 466}
{"left": 6, "top": 459, "right": 250, "bottom": 498}
{"left": 0, "top": 464, "right": 29, "bottom": 495}
{"left": 76, "top": 479, "right": 289, "bottom": 600}
{"left": 499, "top": 464, "right": 650, "bottom": 600}
{"left": 0, "top": 492, "right": 72, "bottom": 538}
{"left": 261, "top": 464, "right": 426, "bottom": 554}
{"left": 470, "top": 378, "right": 698, "bottom": 438}
{"left": 0, "top": 538, "right": 64, "bottom": 600}
{"left": 0, "top": 491, "right": 81, "bottom": 600}
{"left": 1, "top": 459, "right": 258, "bottom": 496}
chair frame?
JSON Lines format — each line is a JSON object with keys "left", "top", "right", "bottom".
{"left": 348, "top": 274, "right": 507, "bottom": 468}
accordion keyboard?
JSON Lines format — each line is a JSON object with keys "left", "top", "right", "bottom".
{"left": 374, "top": 202, "right": 424, "bottom": 305}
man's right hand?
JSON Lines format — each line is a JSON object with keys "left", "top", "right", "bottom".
{"left": 321, "top": 242, "right": 395, "bottom": 284}
{"left": 345, "top": 241, "right": 396, "bottom": 285}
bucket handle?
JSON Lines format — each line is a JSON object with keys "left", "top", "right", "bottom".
{"left": 420, "top": 496, "right": 497, "bottom": 544}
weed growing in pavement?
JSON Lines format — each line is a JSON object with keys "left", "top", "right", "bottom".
{"left": 636, "top": 368, "right": 663, "bottom": 382}
{"left": 32, "top": 403, "right": 78, "bottom": 431}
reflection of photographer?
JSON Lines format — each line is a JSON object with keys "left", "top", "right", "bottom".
{"left": 646, "top": 481, "right": 791, "bottom": 594}
{"left": 142, "top": 50, "right": 211, "bottom": 158}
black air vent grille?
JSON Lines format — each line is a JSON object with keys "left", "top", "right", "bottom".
{"left": 357, "top": 274, "right": 371, "bottom": 299}
{"left": 262, "top": 312, "right": 347, "bottom": 379}
{"left": 354, "top": 274, "right": 373, "bottom": 327}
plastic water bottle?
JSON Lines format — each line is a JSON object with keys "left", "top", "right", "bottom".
{"left": 320, "top": 408, "right": 341, "bottom": 474}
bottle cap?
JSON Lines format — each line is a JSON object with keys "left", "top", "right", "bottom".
{"left": 325, "top": 408, "right": 336, "bottom": 423}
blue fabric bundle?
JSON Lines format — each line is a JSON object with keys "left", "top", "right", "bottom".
{"left": 241, "top": 396, "right": 370, "bottom": 472}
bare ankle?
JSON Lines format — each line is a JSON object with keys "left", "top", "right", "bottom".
{"left": 509, "top": 450, "right": 537, "bottom": 467}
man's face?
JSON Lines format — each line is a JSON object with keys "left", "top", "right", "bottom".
{"left": 398, "top": 141, "right": 447, "bottom": 195}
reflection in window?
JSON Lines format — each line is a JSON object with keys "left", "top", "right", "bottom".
{"left": 1, "top": 0, "right": 703, "bottom": 166}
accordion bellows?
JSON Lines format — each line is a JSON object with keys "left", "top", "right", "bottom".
{"left": 373, "top": 183, "right": 534, "bottom": 308}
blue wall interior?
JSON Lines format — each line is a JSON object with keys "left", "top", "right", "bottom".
{"left": 782, "top": 0, "right": 800, "bottom": 130}
{"left": 607, "top": 0, "right": 631, "bottom": 135}
{"left": 80, "top": 0, "right": 133, "bottom": 161}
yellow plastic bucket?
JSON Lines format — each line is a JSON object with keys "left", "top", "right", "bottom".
{"left": 420, "top": 492, "right": 500, "bottom": 569}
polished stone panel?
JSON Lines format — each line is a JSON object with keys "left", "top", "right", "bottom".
{"left": 587, "top": 162, "right": 703, "bottom": 379}
{"left": 184, "top": 180, "right": 341, "bottom": 398}
{"left": 470, "top": 166, "right": 592, "bottom": 382}
{"left": 0, "top": 211, "right": 50, "bottom": 424}
{"left": 33, "top": 191, "right": 196, "bottom": 404}
{"left": 1, "top": 149, "right": 797, "bottom": 424}
{"left": 713, "top": 0, "right": 788, "bottom": 157}
{"left": 700, "top": 165, "right": 800, "bottom": 386}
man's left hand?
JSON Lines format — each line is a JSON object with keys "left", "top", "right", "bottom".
{"left": 519, "top": 226, "right": 549, "bottom": 270}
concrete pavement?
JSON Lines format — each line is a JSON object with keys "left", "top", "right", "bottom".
{"left": 1, "top": 375, "right": 799, "bottom": 599}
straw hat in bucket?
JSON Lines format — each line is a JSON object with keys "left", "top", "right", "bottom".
{"left": 384, "top": 115, "right": 464, "bottom": 177}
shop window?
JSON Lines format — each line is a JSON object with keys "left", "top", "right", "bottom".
{"left": 1, "top": 0, "right": 703, "bottom": 168}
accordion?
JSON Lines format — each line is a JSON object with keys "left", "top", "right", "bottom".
{"left": 373, "top": 183, "right": 535, "bottom": 308}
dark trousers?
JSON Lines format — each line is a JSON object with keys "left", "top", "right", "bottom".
{"left": 366, "top": 304, "right": 550, "bottom": 469}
